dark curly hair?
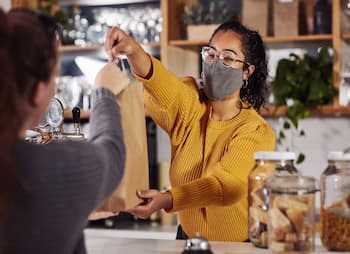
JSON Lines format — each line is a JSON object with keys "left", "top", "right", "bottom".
{"left": 210, "top": 20, "right": 268, "bottom": 112}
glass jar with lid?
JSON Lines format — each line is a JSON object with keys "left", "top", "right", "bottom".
{"left": 265, "top": 175, "right": 318, "bottom": 253}
{"left": 248, "top": 152, "right": 299, "bottom": 248}
{"left": 320, "top": 152, "right": 350, "bottom": 251}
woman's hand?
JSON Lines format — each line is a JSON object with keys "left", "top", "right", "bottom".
{"left": 104, "top": 27, "right": 152, "bottom": 78}
{"left": 94, "top": 62, "right": 129, "bottom": 95}
{"left": 105, "top": 27, "right": 140, "bottom": 61}
{"left": 88, "top": 211, "right": 119, "bottom": 221}
{"left": 128, "top": 189, "right": 173, "bottom": 219}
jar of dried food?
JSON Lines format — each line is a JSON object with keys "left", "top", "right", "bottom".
{"left": 248, "top": 152, "right": 299, "bottom": 248}
{"left": 265, "top": 176, "right": 318, "bottom": 253}
{"left": 320, "top": 152, "right": 350, "bottom": 251}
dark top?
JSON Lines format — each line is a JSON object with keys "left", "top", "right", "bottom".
{"left": 4, "top": 88, "right": 125, "bottom": 254}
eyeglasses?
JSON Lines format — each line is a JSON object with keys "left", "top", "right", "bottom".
{"left": 201, "top": 46, "right": 250, "bottom": 69}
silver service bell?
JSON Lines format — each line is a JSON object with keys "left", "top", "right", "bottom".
{"left": 182, "top": 236, "right": 213, "bottom": 254}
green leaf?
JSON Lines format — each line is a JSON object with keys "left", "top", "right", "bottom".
{"left": 279, "top": 130, "right": 285, "bottom": 139}
{"left": 271, "top": 46, "right": 334, "bottom": 165}
{"left": 296, "top": 153, "right": 305, "bottom": 164}
{"left": 283, "top": 121, "right": 291, "bottom": 129}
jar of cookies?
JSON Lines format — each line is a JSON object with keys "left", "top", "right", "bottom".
{"left": 265, "top": 176, "right": 318, "bottom": 253}
{"left": 248, "top": 152, "right": 299, "bottom": 248}
{"left": 320, "top": 152, "right": 350, "bottom": 251}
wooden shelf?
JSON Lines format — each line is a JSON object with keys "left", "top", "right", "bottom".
{"left": 261, "top": 105, "right": 350, "bottom": 117}
{"left": 59, "top": 42, "right": 161, "bottom": 53}
{"left": 169, "top": 34, "right": 333, "bottom": 48}
{"left": 143, "top": 41, "right": 161, "bottom": 47}
{"left": 263, "top": 34, "right": 333, "bottom": 43}
{"left": 169, "top": 40, "right": 207, "bottom": 46}
{"left": 62, "top": 105, "right": 350, "bottom": 120}
{"left": 59, "top": 44, "right": 104, "bottom": 52}
{"left": 342, "top": 33, "right": 350, "bottom": 40}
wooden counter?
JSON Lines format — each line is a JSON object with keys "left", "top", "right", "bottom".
{"left": 84, "top": 229, "right": 334, "bottom": 254}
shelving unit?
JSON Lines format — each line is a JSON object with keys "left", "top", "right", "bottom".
{"left": 59, "top": 44, "right": 104, "bottom": 53}
{"left": 263, "top": 34, "right": 333, "bottom": 43}
{"left": 160, "top": 0, "right": 348, "bottom": 117}
{"left": 342, "top": 33, "right": 350, "bottom": 40}
{"left": 169, "top": 34, "right": 333, "bottom": 47}
{"left": 59, "top": 42, "right": 161, "bottom": 53}
{"left": 260, "top": 105, "right": 350, "bottom": 117}
{"left": 11, "top": 0, "right": 349, "bottom": 117}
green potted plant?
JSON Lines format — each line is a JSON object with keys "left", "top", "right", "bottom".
{"left": 183, "top": 1, "right": 239, "bottom": 40}
{"left": 271, "top": 46, "right": 337, "bottom": 163}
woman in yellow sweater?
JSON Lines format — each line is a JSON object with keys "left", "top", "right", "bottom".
{"left": 105, "top": 20, "right": 275, "bottom": 241}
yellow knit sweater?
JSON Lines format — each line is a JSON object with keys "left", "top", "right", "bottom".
{"left": 136, "top": 56, "right": 275, "bottom": 241}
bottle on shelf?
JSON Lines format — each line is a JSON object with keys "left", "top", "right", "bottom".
{"left": 313, "top": 0, "right": 332, "bottom": 34}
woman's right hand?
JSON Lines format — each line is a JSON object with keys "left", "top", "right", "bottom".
{"left": 105, "top": 27, "right": 140, "bottom": 61}
{"left": 104, "top": 27, "right": 152, "bottom": 79}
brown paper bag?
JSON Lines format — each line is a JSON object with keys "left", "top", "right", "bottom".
{"left": 96, "top": 81, "right": 149, "bottom": 212}
{"left": 242, "top": 0, "right": 269, "bottom": 36}
{"left": 273, "top": 0, "right": 299, "bottom": 36}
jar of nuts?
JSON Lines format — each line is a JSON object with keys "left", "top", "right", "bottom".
{"left": 248, "top": 152, "right": 299, "bottom": 248}
{"left": 265, "top": 176, "right": 318, "bottom": 253}
{"left": 320, "top": 152, "right": 350, "bottom": 251}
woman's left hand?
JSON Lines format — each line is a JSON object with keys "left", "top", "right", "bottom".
{"left": 88, "top": 211, "right": 119, "bottom": 221}
{"left": 128, "top": 189, "right": 173, "bottom": 219}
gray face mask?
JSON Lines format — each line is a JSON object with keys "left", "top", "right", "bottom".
{"left": 201, "top": 58, "right": 243, "bottom": 101}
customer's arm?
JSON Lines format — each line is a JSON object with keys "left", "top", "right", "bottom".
{"left": 60, "top": 62, "right": 128, "bottom": 214}
{"left": 85, "top": 62, "right": 129, "bottom": 210}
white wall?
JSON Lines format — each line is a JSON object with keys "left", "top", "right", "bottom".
{"left": 267, "top": 117, "right": 350, "bottom": 176}
{"left": 156, "top": 117, "right": 350, "bottom": 209}
{"left": 157, "top": 117, "right": 350, "bottom": 179}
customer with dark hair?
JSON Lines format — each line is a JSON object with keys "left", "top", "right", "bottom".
{"left": 105, "top": 20, "right": 275, "bottom": 241}
{"left": 0, "top": 8, "right": 126, "bottom": 254}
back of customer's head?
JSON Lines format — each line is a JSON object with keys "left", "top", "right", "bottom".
{"left": 7, "top": 8, "right": 59, "bottom": 101}
{"left": 0, "top": 7, "right": 59, "bottom": 243}
{"left": 211, "top": 20, "right": 268, "bottom": 111}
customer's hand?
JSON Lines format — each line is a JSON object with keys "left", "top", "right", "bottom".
{"left": 94, "top": 61, "right": 129, "bottom": 95}
{"left": 88, "top": 211, "right": 119, "bottom": 221}
{"left": 104, "top": 27, "right": 152, "bottom": 79}
{"left": 127, "top": 189, "right": 173, "bottom": 219}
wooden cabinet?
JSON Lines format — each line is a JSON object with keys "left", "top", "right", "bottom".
{"left": 159, "top": 0, "right": 350, "bottom": 116}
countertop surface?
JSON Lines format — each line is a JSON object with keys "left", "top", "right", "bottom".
{"left": 84, "top": 228, "right": 337, "bottom": 254}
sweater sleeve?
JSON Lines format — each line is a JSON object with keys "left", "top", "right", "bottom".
{"left": 84, "top": 87, "right": 126, "bottom": 205}
{"left": 44, "top": 88, "right": 126, "bottom": 212}
{"left": 8, "top": 88, "right": 126, "bottom": 253}
{"left": 135, "top": 56, "right": 204, "bottom": 145}
{"left": 168, "top": 121, "right": 275, "bottom": 212}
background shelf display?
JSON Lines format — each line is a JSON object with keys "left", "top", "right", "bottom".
{"left": 10, "top": 0, "right": 349, "bottom": 116}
